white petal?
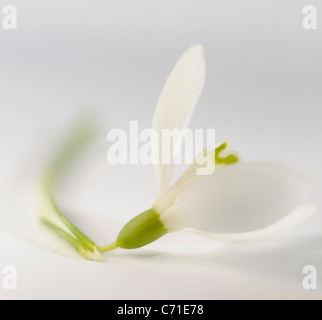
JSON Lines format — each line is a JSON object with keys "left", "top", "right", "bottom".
{"left": 188, "top": 205, "right": 315, "bottom": 241}
{"left": 152, "top": 45, "right": 206, "bottom": 194}
{"left": 160, "top": 162, "right": 311, "bottom": 233}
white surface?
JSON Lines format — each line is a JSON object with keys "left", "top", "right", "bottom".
{"left": 0, "top": 0, "right": 321, "bottom": 300}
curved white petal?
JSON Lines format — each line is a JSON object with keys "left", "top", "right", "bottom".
{"left": 152, "top": 45, "right": 206, "bottom": 195}
{"left": 188, "top": 205, "right": 315, "bottom": 242}
{"left": 160, "top": 162, "right": 311, "bottom": 233}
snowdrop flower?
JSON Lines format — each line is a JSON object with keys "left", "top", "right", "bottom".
{"left": 41, "top": 45, "right": 312, "bottom": 260}
{"left": 99, "top": 45, "right": 311, "bottom": 252}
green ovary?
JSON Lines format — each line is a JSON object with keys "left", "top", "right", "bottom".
{"left": 116, "top": 208, "right": 168, "bottom": 249}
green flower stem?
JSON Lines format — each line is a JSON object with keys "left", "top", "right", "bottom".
{"left": 42, "top": 120, "right": 96, "bottom": 189}
{"left": 43, "top": 191, "right": 99, "bottom": 253}
{"left": 40, "top": 119, "right": 103, "bottom": 261}
{"left": 41, "top": 219, "right": 102, "bottom": 260}
{"left": 99, "top": 241, "right": 119, "bottom": 253}
{"left": 41, "top": 189, "right": 103, "bottom": 261}
{"left": 41, "top": 218, "right": 85, "bottom": 252}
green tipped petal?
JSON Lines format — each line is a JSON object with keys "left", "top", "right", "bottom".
{"left": 215, "top": 142, "right": 239, "bottom": 166}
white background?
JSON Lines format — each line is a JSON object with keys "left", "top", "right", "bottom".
{"left": 0, "top": 0, "right": 321, "bottom": 299}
